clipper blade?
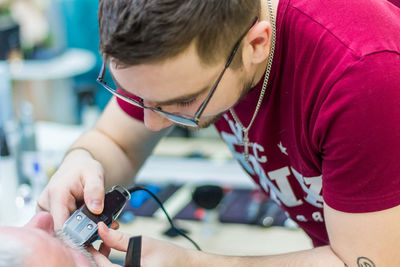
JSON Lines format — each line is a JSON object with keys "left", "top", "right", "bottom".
{"left": 62, "top": 208, "right": 99, "bottom": 247}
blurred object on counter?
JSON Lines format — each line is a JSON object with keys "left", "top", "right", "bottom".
{"left": 192, "top": 185, "right": 224, "bottom": 237}
{"left": 58, "top": 0, "right": 111, "bottom": 115}
{"left": 29, "top": 159, "right": 47, "bottom": 201}
{"left": 121, "top": 183, "right": 293, "bottom": 229}
{"left": 0, "top": 11, "right": 20, "bottom": 60}
{"left": 2, "top": 0, "right": 99, "bottom": 125}
{"left": 16, "top": 101, "right": 37, "bottom": 185}
{"left": 10, "top": 49, "right": 96, "bottom": 124}
{"left": 0, "top": 127, "right": 19, "bottom": 224}
{"left": 4, "top": 0, "right": 49, "bottom": 54}
{"left": 78, "top": 89, "right": 101, "bottom": 129}
{"left": 0, "top": 6, "right": 20, "bottom": 128}
{"left": 0, "top": 62, "right": 14, "bottom": 129}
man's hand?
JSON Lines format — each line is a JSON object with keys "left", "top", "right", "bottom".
{"left": 36, "top": 98, "right": 169, "bottom": 230}
{"left": 37, "top": 149, "right": 106, "bottom": 229}
{"left": 93, "top": 222, "right": 194, "bottom": 267}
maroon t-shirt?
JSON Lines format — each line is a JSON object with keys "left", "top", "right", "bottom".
{"left": 117, "top": 0, "right": 400, "bottom": 246}
{"left": 389, "top": 0, "right": 400, "bottom": 8}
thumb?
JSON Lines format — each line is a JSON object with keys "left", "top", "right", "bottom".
{"left": 83, "top": 173, "right": 105, "bottom": 214}
{"left": 97, "top": 222, "right": 131, "bottom": 252}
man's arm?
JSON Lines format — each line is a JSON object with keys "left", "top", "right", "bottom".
{"left": 96, "top": 203, "right": 400, "bottom": 266}
{"left": 195, "top": 203, "right": 400, "bottom": 266}
{"left": 38, "top": 97, "right": 170, "bottom": 228}
{"left": 325, "top": 203, "right": 400, "bottom": 266}
{"left": 69, "top": 97, "right": 170, "bottom": 187}
{"left": 191, "top": 245, "right": 343, "bottom": 266}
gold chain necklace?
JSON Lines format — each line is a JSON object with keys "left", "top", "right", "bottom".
{"left": 229, "top": 0, "right": 276, "bottom": 162}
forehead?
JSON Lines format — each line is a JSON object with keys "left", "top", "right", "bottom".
{"left": 109, "top": 43, "right": 223, "bottom": 102}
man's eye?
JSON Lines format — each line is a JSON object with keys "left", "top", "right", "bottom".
{"left": 177, "top": 98, "right": 197, "bottom": 107}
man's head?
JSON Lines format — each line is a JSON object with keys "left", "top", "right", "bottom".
{"left": 98, "top": 0, "right": 274, "bottom": 131}
{"left": 99, "top": 0, "right": 260, "bottom": 68}
{"left": 0, "top": 212, "right": 96, "bottom": 267}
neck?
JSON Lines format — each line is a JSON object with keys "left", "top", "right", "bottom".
{"left": 252, "top": 0, "right": 279, "bottom": 87}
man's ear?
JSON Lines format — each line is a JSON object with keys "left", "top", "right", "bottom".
{"left": 245, "top": 21, "right": 273, "bottom": 65}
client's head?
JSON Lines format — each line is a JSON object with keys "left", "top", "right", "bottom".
{"left": 0, "top": 212, "right": 97, "bottom": 267}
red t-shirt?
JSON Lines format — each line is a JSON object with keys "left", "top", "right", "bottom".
{"left": 117, "top": 0, "right": 400, "bottom": 246}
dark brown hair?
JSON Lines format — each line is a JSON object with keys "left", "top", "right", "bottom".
{"left": 98, "top": 0, "right": 260, "bottom": 68}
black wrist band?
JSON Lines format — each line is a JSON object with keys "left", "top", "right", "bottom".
{"left": 124, "top": 235, "right": 142, "bottom": 267}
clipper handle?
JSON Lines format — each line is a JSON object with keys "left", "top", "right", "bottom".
{"left": 62, "top": 186, "right": 130, "bottom": 246}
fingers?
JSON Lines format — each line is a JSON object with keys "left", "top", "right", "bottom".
{"left": 83, "top": 166, "right": 105, "bottom": 214}
{"left": 97, "top": 222, "right": 130, "bottom": 252}
{"left": 36, "top": 188, "right": 51, "bottom": 213}
{"left": 98, "top": 221, "right": 120, "bottom": 257}
{"left": 36, "top": 200, "right": 48, "bottom": 213}
{"left": 50, "top": 196, "right": 77, "bottom": 229}
{"left": 36, "top": 150, "right": 106, "bottom": 228}
{"left": 99, "top": 242, "right": 111, "bottom": 257}
{"left": 87, "top": 247, "right": 121, "bottom": 267}
{"left": 110, "top": 221, "right": 120, "bottom": 230}
{"left": 36, "top": 188, "right": 77, "bottom": 229}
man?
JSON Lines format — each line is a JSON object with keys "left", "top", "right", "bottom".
{"left": 37, "top": 0, "right": 400, "bottom": 266}
{"left": 0, "top": 212, "right": 97, "bottom": 267}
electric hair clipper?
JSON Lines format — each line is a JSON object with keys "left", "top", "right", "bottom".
{"left": 62, "top": 185, "right": 131, "bottom": 247}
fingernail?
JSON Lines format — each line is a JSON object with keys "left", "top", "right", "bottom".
{"left": 97, "top": 222, "right": 108, "bottom": 234}
{"left": 90, "top": 200, "right": 102, "bottom": 212}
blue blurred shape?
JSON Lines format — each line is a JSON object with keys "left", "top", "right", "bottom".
{"left": 119, "top": 210, "right": 136, "bottom": 224}
{"left": 129, "top": 185, "right": 161, "bottom": 208}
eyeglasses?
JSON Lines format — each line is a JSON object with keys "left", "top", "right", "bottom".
{"left": 97, "top": 17, "right": 258, "bottom": 127}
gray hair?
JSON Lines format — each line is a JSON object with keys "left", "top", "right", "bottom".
{"left": 0, "top": 235, "right": 31, "bottom": 267}
{"left": 55, "top": 229, "right": 97, "bottom": 267}
{"left": 0, "top": 231, "right": 97, "bottom": 267}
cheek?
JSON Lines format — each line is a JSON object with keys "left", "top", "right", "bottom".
{"left": 205, "top": 74, "right": 244, "bottom": 113}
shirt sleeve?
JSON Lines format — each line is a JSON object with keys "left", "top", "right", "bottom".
{"left": 315, "top": 51, "right": 400, "bottom": 213}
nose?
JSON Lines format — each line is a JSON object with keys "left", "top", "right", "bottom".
{"left": 143, "top": 109, "right": 174, "bottom": 131}
{"left": 141, "top": 100, "right": 174, "bottom": 131}
{"left": 26, "top": 211, "right": 55, "bottom": 234}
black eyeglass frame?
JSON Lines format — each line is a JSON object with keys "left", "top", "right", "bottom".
{"left": 97, "top": 17, "right": 258, "bottom": 127}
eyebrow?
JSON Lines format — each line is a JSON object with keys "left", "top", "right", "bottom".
{"left": 153, "top": 86, "right": 210, "bottom": 106}
{"left": 111, "top": 71, "right": 211, "bottom": 106}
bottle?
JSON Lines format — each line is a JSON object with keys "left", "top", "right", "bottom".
{"left": 16, "top": 101, "right": 37, "bottom": 185}
{"left": 81, "top": 92, "right": 100, "bottom": 130}
{"left": 30, "top": 159, "right": 47, "bottom": 202}
{"left": 0, "top": 127, "right": 19, "bottom": 225}
{"left": 0, "top": 61, "right": 13, "bottom": 129}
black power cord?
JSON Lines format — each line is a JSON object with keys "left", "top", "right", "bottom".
{"left": 128, "top": 186, "right": 202, "bottom": 251}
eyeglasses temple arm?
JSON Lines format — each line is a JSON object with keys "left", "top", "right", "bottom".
{"left": 97, "top": 62, "right": 107, "bottom": 82}
{"left": 193, "top": 66, "right": 228, "bottom": 120}
{"left": 193, "top": 16, "right": 259, "bottom": 121}
{"left": 226, "top": 16, "right": 259, "bottom": 67}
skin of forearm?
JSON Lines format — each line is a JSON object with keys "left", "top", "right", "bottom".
{"left": 191, "top": 246, "right": 345, "bottom": 267}
{"left": 68, "top": 128, "right": 137, "bottom": 189}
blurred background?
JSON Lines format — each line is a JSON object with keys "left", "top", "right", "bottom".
{"left": 0, "top": 0, "right": 312, "bottom": 262}
{"left": 0, "top": 0, "right": 118, "bottom": 226}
